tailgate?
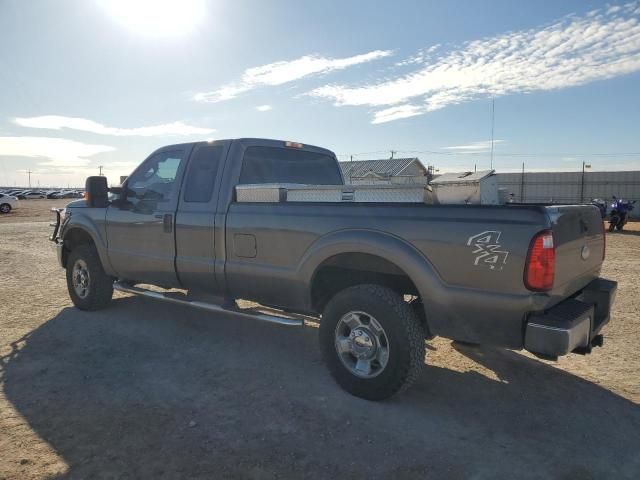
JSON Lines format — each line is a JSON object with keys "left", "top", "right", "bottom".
{"left": 547, "top": 205, "right": 605, "bottom": 294}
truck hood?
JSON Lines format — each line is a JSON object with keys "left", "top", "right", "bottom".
{"left": 65, "top": 199, "right": 88, "bottom": 208}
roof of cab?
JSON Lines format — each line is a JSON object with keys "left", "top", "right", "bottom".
{"left": 156, "top": 138, "right": 336, "bottom": 157}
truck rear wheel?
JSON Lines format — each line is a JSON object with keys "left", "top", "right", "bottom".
{"left": 66, "top": 244, "right": 113, "bottom": 311}
{"left": 319, "top": 284, "right": 425, "bottom": 400}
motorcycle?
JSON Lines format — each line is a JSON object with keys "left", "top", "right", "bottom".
{"left": 608, "top": 198, "right": 635, "bottom": 232}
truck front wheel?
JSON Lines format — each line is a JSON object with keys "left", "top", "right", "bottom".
{"left": 66, "top": 244, "right": 113, "bottom": 311}
{"left": 319, "top": 284, "right": 425, "bottom": 400}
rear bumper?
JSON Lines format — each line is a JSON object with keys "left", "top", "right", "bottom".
{"left": 524, "top": 278, "right": 617, "bottom": 358}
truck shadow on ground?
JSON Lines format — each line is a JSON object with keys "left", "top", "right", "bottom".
{"left": 2, "top": 297, "right": 639, "bottom": 479}
{"left": 609, "top": 229, "right": 640, "bottom": 237}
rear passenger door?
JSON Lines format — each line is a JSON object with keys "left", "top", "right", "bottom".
{"left": 175, "top": 141, "right": 229, "bottom": 293}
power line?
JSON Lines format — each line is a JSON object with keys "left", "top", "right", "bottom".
{"left": 337, "top": 150, "right": 640, "bottom": 159}
{"left": 393, "top": 150, "right": 640, "bottom": 158}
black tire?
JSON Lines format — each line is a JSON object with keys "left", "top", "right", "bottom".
{"left": 608, "top": 221, "right": 616, "bottom": 232}
{"left": 0, "top": 203, "right": 11, "bottom": 214}
{"left": 319, "top": 284, "right": 425, "bottom": 401}
{"left": 66, "top": 244, "right": 113, "bottom": 311}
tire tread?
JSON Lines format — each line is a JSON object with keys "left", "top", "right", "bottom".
{"left": 320, "top": 284, "right": 425, "bottom": 400}
{"left": 66, "top": 244, "right": 113, "bottom": 311}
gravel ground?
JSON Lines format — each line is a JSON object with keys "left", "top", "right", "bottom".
{"left": 0, "top": 200, "right": 639, "bottom": 479}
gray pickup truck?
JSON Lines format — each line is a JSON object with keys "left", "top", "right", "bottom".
{"left": 50, "top": 138, "right": 616, "bottom": 400}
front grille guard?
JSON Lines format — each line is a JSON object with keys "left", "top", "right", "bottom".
{"left": 49, "top": 208, "right": 64, "bottom": 242}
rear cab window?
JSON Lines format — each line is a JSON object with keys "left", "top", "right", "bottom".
{"left": 239, "top": 146, "right": 342, "bottom": 185}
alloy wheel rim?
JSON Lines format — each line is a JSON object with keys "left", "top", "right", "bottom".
{"left": 72, "top": 259, "right": 91, "bottom": 299}
{"left": 334, "top": 311, "right": 390, "bottom": 378}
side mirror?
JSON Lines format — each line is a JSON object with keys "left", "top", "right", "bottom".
{"left": 85, "top": 176, "right": 109, "bottom": 208}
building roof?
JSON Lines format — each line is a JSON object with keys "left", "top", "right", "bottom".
{"left": 339, "top": 158, "right": 425, "bottom": 179}
{"left": 430, "top": 170, "right": 495, "bottom": 184}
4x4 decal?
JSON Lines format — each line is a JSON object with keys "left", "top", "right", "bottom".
{"left": 467, "top": 231, "right": 509, "bottom": 271}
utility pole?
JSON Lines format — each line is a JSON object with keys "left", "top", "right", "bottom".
{"left": 580, "top": 161, "right": 591, "bottom": 204}
{"left": 520, "top": 162, "right": 525, "bottom": 202}
{"left": 390, "top": 150, "right": 396, "bottom": 159}
{"left": 490, "top": 97, "right": 495, "bottom": 170}
{"left": 26, "top": 169, "right": 33, "bottom": 188}
{"left": 98, "top": 165, "right": 104, "bottom": 176}
{"left": 349, "top": 155, "right": 353, "bottom": 184}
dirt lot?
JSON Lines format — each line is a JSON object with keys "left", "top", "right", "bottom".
{"left": 0, "top": 199, "right": 69, "bottom": 223}
{"left": 1, "top": 200, "right": 639, "bottom": 479}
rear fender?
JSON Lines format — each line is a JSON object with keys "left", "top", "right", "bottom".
{"left": 297, "top": 229, "right": 542, "bottom": 346}
{"left": 297, "top": 229, "right": 441, "bottom": 320}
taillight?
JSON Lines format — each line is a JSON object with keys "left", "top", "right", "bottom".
{"left": 524, "top": 230, "right": 555, "bottom": 291}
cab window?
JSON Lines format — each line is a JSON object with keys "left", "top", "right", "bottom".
{"left": 126, "top": 150, "right": 184, "bottom": 211}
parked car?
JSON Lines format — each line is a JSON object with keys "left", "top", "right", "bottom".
{"left": 17, "top": 190, "right": 46, "bottom": 199}
{"left": 50, "top": 138, "right": 616, "bottom": 400}
{"left": 0, "top": 193, "right": 18, "bottom": 213}
{"left": 55, "top": 191, "right": 82, "bottom": 199}
{"left": 47, "top": 191, "right": 62, "bottom": 199}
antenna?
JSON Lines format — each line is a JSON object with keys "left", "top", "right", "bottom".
{"left": 490, "top": 97, "right": 495, "bottom": 170}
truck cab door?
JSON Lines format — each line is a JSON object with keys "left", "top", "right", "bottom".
{"left": 174, "top": 141, "right": 228, "bottom": 293}
{"left": 106, "top": 148, "right": 188, "bottom": 287}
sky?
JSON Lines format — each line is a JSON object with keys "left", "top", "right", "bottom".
{"left": 1, "top": 0, "right": 640, "bottom": 188}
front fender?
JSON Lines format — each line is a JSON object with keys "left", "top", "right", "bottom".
{"left": 61, "top": 210, "right": 115, "bottom": 276}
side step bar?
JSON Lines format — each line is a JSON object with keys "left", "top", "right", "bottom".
{"left": 113, "top": 281, "right": 303, "bottom": 327}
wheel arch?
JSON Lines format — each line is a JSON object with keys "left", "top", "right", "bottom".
{"left": 61, "top": 219, "right": 113, "bottom": 275}
{"left": 299, "top": 229, "right": 442, "bottom": 332}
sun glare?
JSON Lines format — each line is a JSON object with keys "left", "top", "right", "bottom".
{"left": 100, "top": 0, "right": 206, "bottom": 37}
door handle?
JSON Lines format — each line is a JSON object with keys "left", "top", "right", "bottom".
{"left": 163, "top": 213, "right": 173, "bottom": 233}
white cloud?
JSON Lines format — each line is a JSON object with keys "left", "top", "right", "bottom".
{"left": 0, "top": 136, "right": 115, "bottom": 169}
{"left": 443, "top": 140, "right": 505, "bottom": 151}
{"left": 194, "top": 50, "right": 392, "bottom": 103}
{"left": 14, "top": 116, "right": 215, "bottom": 136}
{"left": 309, "top": 2, "right": 640, "bottom": 123}
{"left": 256, "top": 104, "right": 273, "bottom": 112}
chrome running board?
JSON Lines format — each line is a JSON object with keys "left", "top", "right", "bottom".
{"left": 113, "top": 281, "right": 303, "bottom": 327}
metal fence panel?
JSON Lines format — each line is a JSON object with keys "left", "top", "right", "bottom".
{"left": 496, "top": 170, "right": 640, "bottom": 215}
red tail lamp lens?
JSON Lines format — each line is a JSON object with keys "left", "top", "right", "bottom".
{"left": 524, "top": 230, "right": 555, "bottom": 291}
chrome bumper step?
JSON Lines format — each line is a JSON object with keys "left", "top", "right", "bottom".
{"left": 113, "top": 281, "right": 303, "bottom": 327}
